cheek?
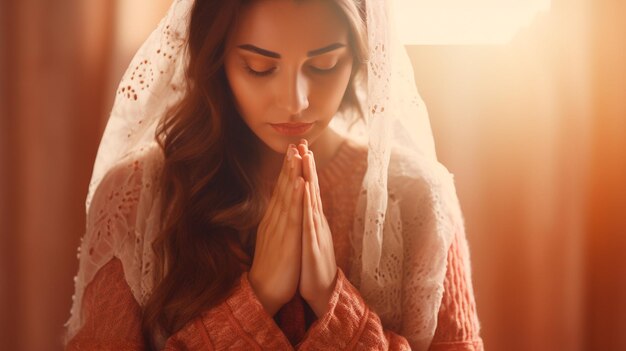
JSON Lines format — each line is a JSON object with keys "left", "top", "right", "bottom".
{"left": 224, "top": 63, "right": 268, "bottom": 124}
{"left": 311, "top": 65, "right": 354, "bottom": 119}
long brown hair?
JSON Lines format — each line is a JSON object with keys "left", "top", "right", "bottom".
{"left": 142, "top": 0, "right": 368, "bottom": 344}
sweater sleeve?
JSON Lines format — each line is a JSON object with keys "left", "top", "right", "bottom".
{"left": 169, "top": 272, "right": 293, "bottom": 350}
{"left": 66, "top": 258, "right": 146, "bottom": 350}
{"left": 296, "top": 231, "right": 484, "bottom": 351}
{"left": 296, "top": 268, "right": 411, "bottom": 351}
{"left": 66, "top": 257, "right": 293, "bottom": 350}
{"left": 427, "top": 230, "right": 484, "bottom": 351}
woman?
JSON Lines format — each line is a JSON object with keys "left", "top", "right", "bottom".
{"left": 65, "top": 0, "right": 484, "bottom": 350}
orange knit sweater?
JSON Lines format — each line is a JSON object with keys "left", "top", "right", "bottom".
{"left": 66, "top": 141, "right": 484, "bottom": 350}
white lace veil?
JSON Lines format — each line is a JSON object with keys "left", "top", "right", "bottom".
{"left": 66, "top": 0, "right": 462, "bottom": 349}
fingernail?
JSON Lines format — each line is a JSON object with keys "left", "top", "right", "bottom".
{"left": 287, "top": 148, "right": 296, "bottom": 161}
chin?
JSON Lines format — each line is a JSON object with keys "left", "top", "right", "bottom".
{"left": 249, "top": 120, "right": 331, "bottom": 154}
{"left": 253, "top": 134, "right": 292, "bottom": 155}
{"left": 265, "top": 140, "right": 291, "bottom": 154}
{"left": 259, "top": 130, "right": 312, "bottom": 154}
{"left": 259, "top": 131, "right": 320, "bottom": 154}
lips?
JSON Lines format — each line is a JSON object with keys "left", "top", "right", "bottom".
{"left": 270, "top": 122, "right": 314, "bottom": 136}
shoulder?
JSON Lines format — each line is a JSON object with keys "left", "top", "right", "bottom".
{"left": 326, "top": 139, "right": 458, "bottom": 206}
{"left": 387, "top": 146, "right": 456, "bottom": 199}
{"left": 90, "top": 146, "right": 164, "bottom": 206}
{"left": 386, "top": 146, "right": 464, "bottom": 232}
{"left": 87, "top": 145, "right": 164, "bottom": 229}
{"left": 80, "top": 145, "right": 165, "bottom": 304}
{"left": 95, "top": 146, "right": 163, "bottom": 191}
{"left": 67, "top": 147, "right": 165, "bottom": 343}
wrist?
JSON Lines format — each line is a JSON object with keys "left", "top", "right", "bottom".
{"left": 247, "top": 274, "right": 282, "bottom": 316}
{"left": 261, "top": 298, "right": 282, "bottom": 317}
{"left": 308, "top": 274, "right": 338, "bottom": 317}
{"left": 310, "top": 293, "right": 331, "bottom": 317}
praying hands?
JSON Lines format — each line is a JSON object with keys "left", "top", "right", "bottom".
{"left": 248, "top": 139, "right": 338, "bottom": 318}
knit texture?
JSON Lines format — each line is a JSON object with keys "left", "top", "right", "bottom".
{"left": 66, "top": 140, "right": 484, "bottom": 350}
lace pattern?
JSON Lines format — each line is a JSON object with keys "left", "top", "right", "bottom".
{"left": 86, "top": 0, "right": 190, "bottom": 210}
{"left": 350, "top": 147, "right": 461, "bottom": 349}
{"left": 346, "top": 1, "right": 456, "bottom": 348}
{"left": 66, "top": 146, "right": 163, "bottom": 343}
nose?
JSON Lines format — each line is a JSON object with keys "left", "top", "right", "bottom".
{"left": 276, "top": 70, "right": 309, "bottom": 116}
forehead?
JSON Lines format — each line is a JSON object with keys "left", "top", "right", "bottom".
{"left": 228, "top": 0, "right": 349, "bottom": 54}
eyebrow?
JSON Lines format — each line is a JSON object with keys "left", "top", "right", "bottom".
{"left": 236, "top": 42, "right": 346, "bottom": 58}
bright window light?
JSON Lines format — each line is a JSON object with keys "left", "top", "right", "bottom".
{"left": 393, "top": 0, "right": 552, "bottom": 45}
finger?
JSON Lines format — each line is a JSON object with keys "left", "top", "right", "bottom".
{"left": 304, "top": 152, "right": 319, "bottom": 216}
{"left": 292, "top": 146, "right": 303, "bottom": 181}
{"left": 297, "top": 139, "right": 309, "bottom": 157}
{"left": 272, "top": 152, "right": 303, "bottom": 233}
{"left": 267, "top": 149, "right": 299, "bottom": 233}
{"left": 271, "top": 155, "right": 298, "bottom": 239}
{"left": 259, "top": 145, "right": 295, "bottom": 248}
{"left": 288, "top": 155, "right": 304, "bottom": 243}
{"left": 302, "top": 151, "right": 312, "bottom": 183}
{"left": 303, "top": 181, "right": 318, "bottom": 252}
{"left": 289, "top": 175, "right": 304, "bottom": 243}
{"left": 304, "top": 152, "right": 324, "bottom": 238}
{"left": 265, "top": 145, "right": 296, "bottom": 220}
{"left": 309, "top": 151, "right": 324, "bottom": 215}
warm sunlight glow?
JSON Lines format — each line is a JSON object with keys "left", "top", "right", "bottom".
{"left": 394, "top": 0, "right": 552, "bottom": 45}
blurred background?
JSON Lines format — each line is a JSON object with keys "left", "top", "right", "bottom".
{"left": 1, "top": 0, "right": 624, "bottom": 350}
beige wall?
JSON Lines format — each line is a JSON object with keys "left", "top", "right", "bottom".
{"left": 407, "top": 0, "right": 626, "bottom": 349}
{"left": 0, "top": 1, "right": 170, "bottom": 350}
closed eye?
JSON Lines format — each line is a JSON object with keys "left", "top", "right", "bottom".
{"left": 244, "top": 65, "right": 275, "bottom": 77}
{"left": 310, "top": 64, "right": 338, "bottom": 74}
{"left": 243, "top": 63, "right": 338, "bottom": 77}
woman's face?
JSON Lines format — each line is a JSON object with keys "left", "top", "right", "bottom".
{"left": 224, "top": 0, "right": 354, "bottom": 154}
